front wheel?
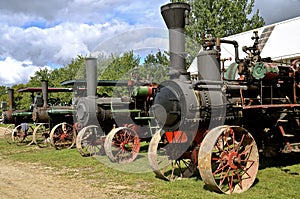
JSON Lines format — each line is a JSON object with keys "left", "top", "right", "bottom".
{"left": 33, "top": 123, "right": 50, "bottom": 148}
{"left": 76, "top": 125, "right": 105, "bottom": 157}
{"left": 148, "top": 129, "right": 196, "bottom": 181}
{"left": 4, "top": 124, "right": 14, "bottom": 144}
{"left": 198, "top": 125, "right": 259, "bottom": 194}
{"left": 13, "top": 124, "right": 34, "bottom": 146}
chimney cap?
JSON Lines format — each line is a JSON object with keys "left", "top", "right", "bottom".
{"left": 161, "top": 2, "right": 190, "bottom": 13}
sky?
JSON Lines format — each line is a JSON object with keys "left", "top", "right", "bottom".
{"left": 0, "top": 0, "right": 300, "bottom": 86}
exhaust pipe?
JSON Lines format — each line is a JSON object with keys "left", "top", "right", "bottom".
{"left": 85, "top": 57, "right": 97, "bottom": 97}
{"left": 7, "top": 89, "right": 14, "bottom": 110}
{"left": 161, "top": 2, "right": 190, "bottom": 79}
{"left": 42, "top": 80, "right": 48, "bottom": 107}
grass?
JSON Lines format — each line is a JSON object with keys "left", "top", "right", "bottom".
{"left": 0, "top": 138, "right": 300, "bottom": 198}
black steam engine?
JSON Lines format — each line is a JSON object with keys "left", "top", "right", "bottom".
{"left": 148, "top": 2, "right": 300, "bottom": 194}
{"left": 1, "top": 82, "right": 75, "bottom": 147}
{"left": 74, "top": 58, "right": 157, "bottom": 162}
{"left": 29, "top": 80, "right": 75, "bottom": 149}
{"left": 1, "top": 89, "right": 33, "bottom": 126}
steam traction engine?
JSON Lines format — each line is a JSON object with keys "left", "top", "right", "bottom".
{"left": 28, "top": 80, "right": 75, "bottom": 149}
{"left": 1, "top": 88, "right": 34, "bottom": 145}
{"left": 74, "top": 58, "right": 157, "bottom": 162}
{"left": 148, "top": 2, "right": 300, "bottom": 194}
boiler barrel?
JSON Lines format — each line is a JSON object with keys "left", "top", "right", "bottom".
{"left": 197, "top": 50, "right": 221, "bottom": 81}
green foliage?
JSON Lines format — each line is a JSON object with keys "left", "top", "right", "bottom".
{"left": 12, "top": 84, "right": 32, "bottom": 110}
{"left": 27, "top": 68, "right": 52, "bottom": 87}
{"left": 0, "top": 86, "right": 7, "bottom": 101}
{"left": 98, "top": 51, "right": 140, "bottom": 97}
{"left": 99, "top": 51, "right": 140, "bottom": 81}
{"left": 139, "top": 50, "right": 170, "bottom": 83}
{"left": 0, "top": 86, "right": 8, "bottom": 115}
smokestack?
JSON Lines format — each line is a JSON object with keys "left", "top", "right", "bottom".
{"left": 42, "top": 80, "right": 48, "bottom": 107}
{"left": 161, "top": 2, "right": 190, "bottom": 79}
{"left": 7, "top": 89, "right": 14, "bottom": 110}
{"left": 85, "top": 57, "right": 97, "bottom": 97}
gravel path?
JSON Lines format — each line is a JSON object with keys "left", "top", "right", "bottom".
{"left": 0, "top": 127, "right": 149, "bottom": 199}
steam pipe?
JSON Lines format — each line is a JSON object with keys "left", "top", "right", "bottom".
{"left": 42, "top": 80, "right": 48, "bottom": 107}
{"left": 220, "top": 39, "right": 240, "bottom": 63}
{"left": 85, "top": 57, "right": 97, "bottom": 97}
{"left": 7, "top": 89, "right": 14, "bottom": 110}
{"left": 161, "top": 2, "right": 190, "bottom": 79}
{"left": 291, "top": 59, "right": 300, "bottom": 103}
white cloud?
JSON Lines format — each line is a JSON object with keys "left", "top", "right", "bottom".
{"left": 0, "top": 0, "right": 173, "bottom": 86}
{"left": 1, "top": 0, "right": 298, "bottom": 86}
{"left": 0, "top": 57, "right": 50, "bottom": 86}
{"left": 92, "top": 27, "right": 169, "bottom": 55}
{"left": 0, "top": 21, "right": 136, "bottom": 66}
{"left": 0, "top": 0, "right": 169, "bottom": 26}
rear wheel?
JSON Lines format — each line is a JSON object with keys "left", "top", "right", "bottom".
{"left": 13, "top": 124, "right": 34, "bottom": 146}
{"left": 104, "top": 127, "right": 140, "bottom": 163}
{"left": 50, "top": 122, "right": 76, "bottom": 150}
{"left": 198, "top": 125, "right": 259, "bottom": 194}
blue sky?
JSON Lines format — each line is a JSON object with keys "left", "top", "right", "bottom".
{"left": 0, "top": 0, "right": 299, "bottom": 86}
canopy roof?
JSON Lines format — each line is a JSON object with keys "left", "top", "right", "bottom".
{"left": 17, "top": 87, "right": 73, "bottom": 93}
{"left": 60, "top": 80, "right": 129, "bottom": 87}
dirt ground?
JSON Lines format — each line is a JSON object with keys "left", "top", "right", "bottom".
{"left": 0, "top": 127, "right": 148, "bottom": 199}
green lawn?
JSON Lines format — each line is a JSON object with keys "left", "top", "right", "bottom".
{"left": 0, "top": 138, "right": 299, "bottom": 198}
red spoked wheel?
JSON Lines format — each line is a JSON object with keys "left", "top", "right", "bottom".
{"left": 198, "top": 125, "right": 259, "bottom": 194}
{"left": 148, "top": 129, "right": 196, "bottom": 181}
{"left": 76, "top": 125, "right": 105, "bottom": 157}
{"left": 13, "top": 124, "right": 34, "bottom": 146}
{"left": 104, "top": 127, "right": 140, "bottom": 163}
{"left": 33, "top": 123, "right": 50, "bottom": 148}
{"left": 50, "top": 122, "right": 76, "bottom": 150}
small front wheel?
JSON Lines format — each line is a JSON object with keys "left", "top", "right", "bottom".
{"left": 148, "top": 129, "right": 196, "bottom": 181}
{"left": 4, "top": 124, "right": 14, "bottom": 144}
{"left": 33, "top": 123, "right": 50, "bottom": 148}
{"left": 76, "top": 125, "right": 105, "bottom": 156}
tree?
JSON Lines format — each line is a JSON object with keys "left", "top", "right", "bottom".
{"left": 11, "top": 84, "right": 32, "bottom": 110}
{"left": 171, "top": 0, "right": 265, "bottom": 40}
{"left": 100, "top": 51, "right": 140, "bottom": 81}
{"left": 140, "top": 50, "right": 170, "bottom": 83}
{"left": 98, "top": 51, "right": 140, "bottom": 97}
{"left": 27, "top": 68, "right": 52, "bottom": 87}
{"left": 0, "top": 86, "right": 8, "bottom": 115}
